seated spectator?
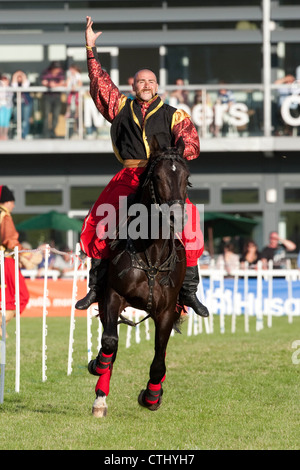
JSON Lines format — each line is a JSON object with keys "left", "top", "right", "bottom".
{"left": 53, "top": 247, "right": 74, "bottom": 277}
{"left": 261, "top": 231, "right": 296, "bottom": 269}
{"left": 240, "top": 240, "right": 261, "bottom": 269}
{"left": 216, "top": 242, "right": 240, "bottom": 275}
{"left": 11, "top": 70, "right": 33, "bottom": 139}
{"left": 198, "top": 243, "right": 211, "bottom": 269}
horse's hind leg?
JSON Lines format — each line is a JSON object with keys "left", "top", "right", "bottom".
{"left": 138, "top": 311, "right": 175, "bottom": 411}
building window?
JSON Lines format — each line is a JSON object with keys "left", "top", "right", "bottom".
{"left": 222, "top": 188, "right": 259, "bottom": 204}
{"left": 284, "top": 188, "right": 300, "bottom": 204}
{"left": 188, "top": 188, "right": 210, "bottom": 204}
{"left": 25, "top": 190, "right": 62, "bottom": 206}
{"left": 71, "top": 186, "right": 105, "bottom": 209}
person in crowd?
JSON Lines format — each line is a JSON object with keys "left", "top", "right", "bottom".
{"left": 41, "top": 61, "right": 65, "bottom": 138}
{"left": 274, "top": 73, "right": 297, "bottom": 136}
{"left": 53, "top": 247, "right": 75, "bottom": 277}
{"left": 11, "top": 70, "right": 33, "bottom": 139}
{"left": 0, "top": 74, "right": 14, "bottom": 140}
{"left": 0, "top": 185, "right": 29, "bottom": 337}
{"left": 213, "top": 81, "right": 235, "bottom": 137}
{"left": 216, "top": 242, "right": 240, "bottom": 275}
{"left": 169, "top": 78, "right": 190, "bottom": 108}
{"left": 37, "top": 242, "right": 56, "bottom": 277}
{"left": 75, "top": 16, "right": 209, "bottom": 318}
{"left": 65, "top": 63, "right": 82, "bottom": 119}
{"left": 261, "top": 231, "right": 296, "bottom": 269}
{"left": 125, "top": 76, "right": 136, "bottom": 100}
{"left": 240, "top": 240, "right": 261, "bottom": 269}
{"left": 297, "top": 251, "right": 300, "bottom": 269}
{"left": 198, "top": 243, "right": 211, "bottom": 269}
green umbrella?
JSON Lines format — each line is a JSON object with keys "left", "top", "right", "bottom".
{"left": 16, "top": 210, "right": 83, "bottom": 232}
{"left": 203, "top": 211, "right": 259, "bottom": 255}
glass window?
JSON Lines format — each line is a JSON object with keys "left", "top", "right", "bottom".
{"left": 25, "top": 190, "right": 62, "bottom": 206}
{"left": 187, "top": 188, "right": 210, "bottom": 204}
{"left": 71, "top": 186, "right": 104, "bottom": 209}
{"left": 284, "top": 188, "right": 300, "bottom": 203}
{"left": 222, "top": 188, "right": 259, "bottom": 204}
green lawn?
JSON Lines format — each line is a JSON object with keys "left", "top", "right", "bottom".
{"left": 0, "top": 314, "right": 299, "bottom": 450}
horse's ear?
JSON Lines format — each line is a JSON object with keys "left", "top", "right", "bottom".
{"left": 176, "top": 137, "right": 185, "bottom": 157}
{"left": 149, "top": 135, "right": 161, "bottom": 156}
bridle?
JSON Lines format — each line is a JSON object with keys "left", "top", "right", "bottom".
{"left": 142, "top": 153, "right": 188, "bottom": 210}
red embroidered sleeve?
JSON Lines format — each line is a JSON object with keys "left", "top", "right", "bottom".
{"left": 172, "top": 117, "right": 200, "bottom": 161}
{"left": 87, "top": 48, "right": 125, "bottom": 123}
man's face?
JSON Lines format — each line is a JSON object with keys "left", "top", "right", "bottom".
{"left": 269, "top": 232, "right": 279, "bottom": 247}
{"left": 133, "top": 69, "right": 158, "bottom": 102}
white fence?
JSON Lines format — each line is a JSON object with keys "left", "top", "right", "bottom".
{"left": 1, "top": 243, "right": 299, "bottom": 402}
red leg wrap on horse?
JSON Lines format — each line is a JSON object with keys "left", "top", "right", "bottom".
{"left": 94, "top": 352, "right": 113, "bottom": 396}
{"left": 145, "top": 375, "right": 166, "bottom": 405}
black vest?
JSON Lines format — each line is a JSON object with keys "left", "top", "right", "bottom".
{"left": 110, "top": 96, "right": 177, "bottom": 163}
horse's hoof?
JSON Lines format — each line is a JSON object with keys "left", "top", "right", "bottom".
{"left": 138, "top": 390, "right": 162, "bottom": 411}
{"left": 92, "top": 396, "right": 108, "bottom": 418}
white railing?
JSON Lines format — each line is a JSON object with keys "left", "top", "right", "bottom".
{"left": 4, "top": 82, "right": 300, "bottom": 142}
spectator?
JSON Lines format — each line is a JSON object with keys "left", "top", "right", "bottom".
{"left": 125, "top": 77, "right": 136, "bottom": 100}
{"left": 0, "top": 74, "right": 14, "bottom": 140}
{"left": 274, "top": 74, "right": 297, "bottom": 136}
{"left": 170, "top": 78, "right": 190, "bottom": 108}
{"left": 11, "top": 70, "right": 33, "bottom": 139}
{"left": 53, "top": 247, "right": 75, "bottom": 277}
{"left": 65, "top": 64, "right": 82, "bottom": 119}
{"left": 213, "top": 81, "right": 235, "bottom": 137}
{"left": 0, "top": 185, "right": 29, "bottom": 337}
{"left": 216, "top": 242, "right": 240, "bottom": 275}
{"left": 41, "top": 61, "right": 65, "bottom": 138}
{"left": 240, "top": 240, "right": 261, "bottom": 269}
{"left": 261, "top": 231, "right": 296, "bottom": 269}
{"left": 198, "top": 243, "right": 211, "bottom": 269}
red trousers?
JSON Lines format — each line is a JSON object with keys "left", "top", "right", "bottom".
{"left": 0, "top": 257, "right": 29, "bottom": 313}
{"left": 80, "top": 167, "right": 204, "bottom": 267}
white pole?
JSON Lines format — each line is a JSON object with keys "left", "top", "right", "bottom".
{"left": 67, "top": 243, "right": 81, "bottom": 375}
{"left": 232, "top": 272, "right": 238, "bottom": 333}
{"left": 286, "top": 259, "right": 293, "bottom": 324}
{"left": 125, "top": 308, "right": 133, "bottom": 348}
{"left": 14, "top": 247, "right": 21, "bottom": 393}
{"left": 267, "top": 260, "right": 273, "bottom": 328}
{"left": 244, "top": 262, "right": 249, "bottom": 333}
{"left": 42, "top": 244, "right": 50, "bottom": 382}
{"left": 0, "top": 251, "right": 6, "bottom": 404}
{"left": 86, "top": 257, "right": 93, "bottom": 363}
{"left": 256, "top": 261, "right": 264, "bottom": 331}
{"left": 220, "top": 260, "right": 225, "bottom": 334}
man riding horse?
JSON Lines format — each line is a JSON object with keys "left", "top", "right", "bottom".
{"left": 76, "top": 16, "right": 209, "bottom": 318}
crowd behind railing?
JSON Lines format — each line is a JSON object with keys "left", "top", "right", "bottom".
{"left": 16, "top": 230, "right": 300, "bottom": 281}
{"left": 1, "top": 62, "right": 300, "bottom": 142}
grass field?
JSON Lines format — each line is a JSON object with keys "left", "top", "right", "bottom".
{"left": 0, "top": 314, "right": 299, "bottom": 450}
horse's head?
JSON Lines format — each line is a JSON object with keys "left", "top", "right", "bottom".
{"left": 147, "top": 136, "right": 190, "bottom": 207}
{"left": 138, "top": 136, "right": 191, "bottom": 233}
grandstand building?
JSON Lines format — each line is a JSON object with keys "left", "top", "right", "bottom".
{"left": 1, "top": 0, "right": 300, "bottom": 256}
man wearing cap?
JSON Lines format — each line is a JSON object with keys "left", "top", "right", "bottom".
{"left": 0, "top": 185, "right": 29, "bottom": 337}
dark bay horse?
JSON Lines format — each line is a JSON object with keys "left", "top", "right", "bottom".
{"left": 88, "top": 138, "right": 191, "bottom": 417}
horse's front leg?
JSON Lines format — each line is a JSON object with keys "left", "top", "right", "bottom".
{"left": 88, "top": 291, "right": 122, "bottom": 417}
{"left": 138, "top": 309, "right": 176, "bottom": 411}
